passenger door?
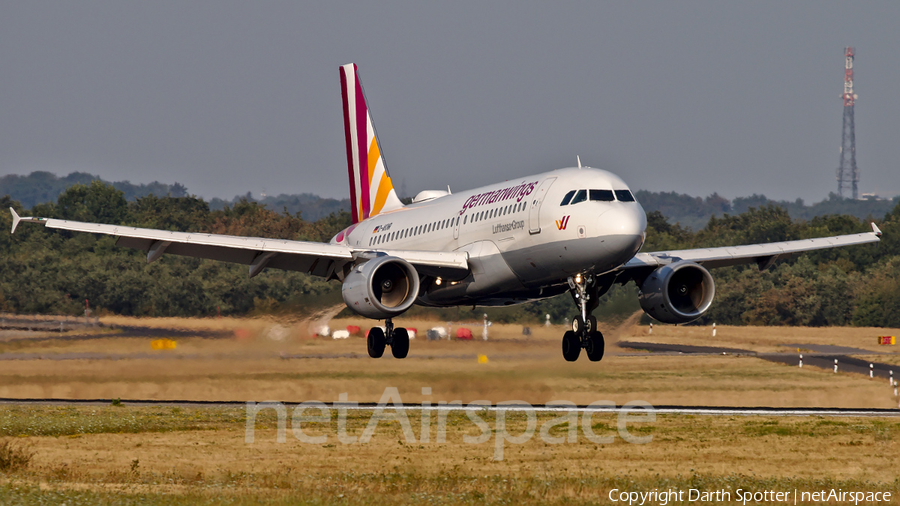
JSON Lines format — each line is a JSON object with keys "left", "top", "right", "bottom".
{"left": 528, "top": 177, "right": 557, "bottom": 234}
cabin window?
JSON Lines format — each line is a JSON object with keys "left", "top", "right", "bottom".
{"left": 570, "top": 189, "right": 588, "bottom": 205}
{"left": 590, "top": 189, "right": 615, "bottom": 202}
{"left": 614, "top": 189, "right": 636, "bottom": 202}
{"left": 463, "top": 216, "right": 467, "bottom": 224}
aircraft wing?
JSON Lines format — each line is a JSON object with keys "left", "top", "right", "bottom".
{"left": 620, "top": 223, "right": 882, "bottom": 273}
{"left": 9, "top": 208, "right": 469, "bottom": 280}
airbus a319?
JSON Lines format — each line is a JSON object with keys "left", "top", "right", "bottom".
{"left": 10, "top": 64, "right": 882, "bottom": 362}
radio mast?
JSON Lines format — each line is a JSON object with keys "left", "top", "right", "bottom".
{"left": 837, "top": 47, "right": 859, "bottom": 199}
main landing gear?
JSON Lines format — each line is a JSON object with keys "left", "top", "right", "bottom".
{"left": 367, "top": 318, "right": 410, "bottom": 359}
{"left": 562, "top": 272, "right": 606, "bottom": 362}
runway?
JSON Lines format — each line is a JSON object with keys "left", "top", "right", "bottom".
{"left": 1, "top": 397, "right": 897, "bottom": 417}
{"left": 618, "top": 340, "right": 899, "bottom": 380}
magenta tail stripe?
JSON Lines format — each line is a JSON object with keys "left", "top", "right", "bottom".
{"left": 339, "top": 65, "right": 359, "bottom": 224}
{"left": 355, "top": 77, "right": 370, "bottom": 220}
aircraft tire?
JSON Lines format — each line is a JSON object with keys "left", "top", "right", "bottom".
{"left": 391, "top": 327, "right": 410, "bottom": 359}
{"left": 367, "top": 327, "right": 386, "bottom": 358}
{"left": 585, "top": 331, "right": 605, "bottom": 362}
{"left": 586, "top": 316, "right": 597, "bottom": 334}
{"left": 562, "top": 331, "right": 581, "bottom": 362}
{"left": 572, "top": 316, "right": 585, "bottom": 335}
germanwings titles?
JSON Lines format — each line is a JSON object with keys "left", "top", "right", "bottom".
{"left": 9, "top": 63, "right": 882, "bottom": 362}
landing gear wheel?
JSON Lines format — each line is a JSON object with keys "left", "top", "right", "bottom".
{"left": 585, "top": 331, "right": 605, "bottom": 362}
{"left": 562, "top": 331, "right": 581, "bottom": 362}
{"left": 367, "top": 327, "right": 386, "bottom": 358}
{"left": 572, "top": 316, "right": 585, "bottom": 335}
{"left": 391, "top": 327, "right": 409, "bottom": 359}
{"left": 586, "top": 316, "right": 597, "bottom": 335}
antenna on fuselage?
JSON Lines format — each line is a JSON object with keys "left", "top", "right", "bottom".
{"left": 447, "top": 185, "right": 452, "bottom": 194}
{"left": 576, "top": 155, "right": 582, "bottom": 169}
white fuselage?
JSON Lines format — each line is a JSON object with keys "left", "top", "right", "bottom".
{"left": 332, "top": 167, "right": 647, "bottom": 306}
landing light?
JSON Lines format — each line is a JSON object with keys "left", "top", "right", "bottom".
{"left": 574, "top": 273, "right": 583, "bottom": 285}
{"left": 435, "top": 277, "right": 443, "bottom": 286}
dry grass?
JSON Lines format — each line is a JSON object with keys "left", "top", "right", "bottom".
{"left": 1, "top": 316, "right": 899, "bottom": 503}
{"left": 0, "top": 317, "right": 897, "bottom": 408}
{"left": 0, "top": 405, "right": 897, "bottom": 504}
{"left": 0, "top": 438, "right": 33, "bottom": 472}
{"left": 626, "top": 322, "right": 900, "bottom": 354}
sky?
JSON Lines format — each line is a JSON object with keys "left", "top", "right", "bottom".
{"left": 2, "top": 1, "right": 898, "bottom": 203}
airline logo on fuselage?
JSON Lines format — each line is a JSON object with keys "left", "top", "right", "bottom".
{"left": 458, "top": 180, "right": 539, "bottom": 216}
{"left": 556, "top": 216, "right": 570, "bottom": 230}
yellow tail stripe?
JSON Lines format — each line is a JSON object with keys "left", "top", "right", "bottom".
{"left": 371, "top": 174, "right": 395, "bottom": 216}
{"left": 368, "top": 138, "right": 380, "bottom": 187}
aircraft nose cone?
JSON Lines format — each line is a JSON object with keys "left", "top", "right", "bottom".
{"left": 600, "top": 203, "right": 647, "bottom": 260}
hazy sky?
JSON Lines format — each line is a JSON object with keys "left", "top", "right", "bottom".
{"left": 2, "top": 2, "right": 898, "bottom": 203}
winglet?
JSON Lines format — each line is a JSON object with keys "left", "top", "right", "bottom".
{"left": 10, "top": 208, "right": 20, "bottom": 234}
{"left": 872, "top": 222, "right": 882, "bottom": 238}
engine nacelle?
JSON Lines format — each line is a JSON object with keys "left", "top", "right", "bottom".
{"left": 341, "top": 256, "right": 420, "bottom": 319}
{"left": 638, "top": 261, "right": 715, "bottom": 324}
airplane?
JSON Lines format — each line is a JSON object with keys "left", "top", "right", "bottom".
{"left": 9, "top": 63, "right": 883, "bottom": 362}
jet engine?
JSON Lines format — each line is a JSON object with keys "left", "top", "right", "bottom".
{"left": 341, "top": 256, "right": 420, "bottom": 319}
{"left": 638, "top": 261, "right": 715, "bottom": 324}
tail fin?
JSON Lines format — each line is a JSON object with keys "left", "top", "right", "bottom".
{"left": 340, "top": 63, "right": 404, "bottom": 224}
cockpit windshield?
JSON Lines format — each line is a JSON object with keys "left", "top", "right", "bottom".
{"left": 560, "top": 188, "right": 637, "bottom": 205}
{"left": 570, "top": 189, "right": 588, "bottom": 205}
{"left": 614, "top": 190, "right": 635, "bottom": 202}
{"left": 589, "top": 189, "right": 614, "bottom": 202}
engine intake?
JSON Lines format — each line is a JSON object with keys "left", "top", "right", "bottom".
{"left": 342, "top": 256, "right": 420, "bottom": 319}
{"left": 638, "top": 261, "right": 715, "bottom": 324}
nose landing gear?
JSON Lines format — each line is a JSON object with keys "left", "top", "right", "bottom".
{"left": 367, "top": 318, "right": 410, "bottom": 359}
{"left": 562, "top": 273, "right": 607, "bottom": 362}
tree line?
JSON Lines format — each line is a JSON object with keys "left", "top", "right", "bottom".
{"left": 1, "top": 180, "right": 898, "bottom": 327}
{"left": 5, "top": 170, "right": 897, "bottom": 231}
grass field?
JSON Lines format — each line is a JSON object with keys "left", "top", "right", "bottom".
{"left": 0, "top": 316, "right": 898, "bottom": 503}
{"left": 0, "top": 405, "right": 898, "bottom": 504}
{"left": 0, "top": 316, "right": 897, "bottom": 408}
